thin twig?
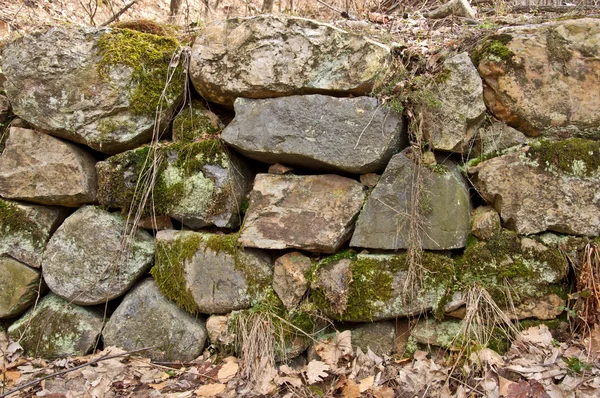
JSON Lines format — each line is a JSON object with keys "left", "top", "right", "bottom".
{"left": 315, "top": 0, "right": 343, "bottom": 13}
{"left": 99, "top": 0, "right": 137, "bottom": 27}
{"left": 0, "top": 347, "right": 153, "bottom": 398}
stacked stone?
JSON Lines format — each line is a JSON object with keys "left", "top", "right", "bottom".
{"left": 0, "top": 15, "right": 598, "bottom": 359}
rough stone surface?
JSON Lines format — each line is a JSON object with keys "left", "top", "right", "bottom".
{"left": 1, "top": 26, "right": 183, "bottom": 154}
{"left": 42, "top": 206, "right": 155, "bottom": 305}
{"left": 206, "top": 315, "right": 234, "bottom": 347}
{"left": 342, "top": 321, "right": 396, "bottom": 357}
{"left": 97, "top": 140, "right": 252, "bottom": 229}
{"left": 311, "top": 252, "right": 455, "bottom": 322}
{"left": 471, "top": 206, "right": 501, "bottom": 241}
{"left": 0, "top": 256, "right": 42, "bottom": 319}
{"left": 476, "top": 19, "right": 600, "bottom": 139}
{"left": 425, "top": 0, "right": 476, "bottom": 19}
{"left": 103, "top": 278, "right": 208, "bottom": 361}
{"left": 418, "top": 52, "right": 486, "bottom": 153}
{"left": 510, "top": 293, "right": 565, "bottom": 320}
{"left": 351, "top": 150, "right": 471, "bottom": 250}
{"left": 0, "top": 127, "right": 98, "bottom": 206}
{"left": 172, "top": 100, "right": 223, "bottom": 143}
{"left": 469, "top": 121, "right": 529, "bottom": 158}
{"left": 239, "top": 174, "right": 365, "bottom": 253}
{"left": 190, "top": 15, "right": 390, "bottom": 106}
{"left": 8, "top": 294, "right": 103, "bottom": 358}
{"left": 222, "top": 95, "right": 406, "bottom": 174}
{"left": 469, "top": 144, "right": 600, "bottom": 236}
{"left": 0, "top": 94, "right": 9, "bottom": 122}
{"left": 0, "top": 198, "right": 67, "bottom": 268}
{"left": 411, "top": 319, "right": 462, "bottom": 349}
{"left": 152, "top": 230, "right": 273, "bottom": 314}
{"left": 273, "top": 252, "right": 312, "bottom": 310}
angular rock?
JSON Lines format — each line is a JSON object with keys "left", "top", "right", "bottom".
{"left": 342, "top": 321, "right": 397, "bottom": 357}
{"left": 0, "top": 127, "right": 98, "bottom": 206}
{"left": 510, "top": 293, "right": 565, "bottom": 320}
{"left": 2, "top": 26, "right": 183, "bottom": 154}
{"left": 8, "top": 294, "right": 103, "bottom": 358}
{"left": 97, "top": 140, "right": 252, "bottom": 229}
{"left": 475, "top": 19, "right": 600, "bottom": 139}
{"left": 360, "top": 173, "right": 380, "bottom": 188}
{"left": 273, "top": 252, "right": 312, "bottom": 310}
{"left": 0, "top": 256, "right": 43, "bottom": 318}
{"left": 425, "top": 0, "right": 476, "bottom": 19}
{"left": 469, "top": 139, "right": 600, "bottom": 235}
{"left": 351, "top": 150, "right": 471, "bottom": 250}
{"left": 206, "top": 315, "right": 234, "bottom": 347}
{"left": 103, "top": 278, "right": 208, "bottom": 361}
{"left": 190, "top": 15, "right": 390, "bottom": 106}
{"left": 0, "top": 94, "right": 9, "bottom": 123}
{"left": 239, "top": 174, "right": 365, "bottom": 253}
{"left": 42, "top": 206, "right": 155, "bottom": 305}
{"left": 469, "top": 121, "right": 529, "bottom": 159}
{"left": 411, "top": 319, "right": 462, "bottom": 349}
{"left": 311, "top": 252, "right": 455, "bottom": 322}
{"left": 172, "top": 100, "right": 223, "bottom": 143}
{"left": 471, "top": 206, "right": 501, "bottom": 241}
{"left": 152, "top": 230, "right": 272, "bottom": 314}
{"left": 417, "top": 52, "right": 486, "bottom": 153}
{"left": 222, "top": 95, "right": 406, "bottom": 174}
{"left": 0, "top": 198, "right": 67, "bottom": 268}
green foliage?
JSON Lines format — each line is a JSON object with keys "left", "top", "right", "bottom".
{"left": 563, "top": 356, "right": 592, "bottom": 374}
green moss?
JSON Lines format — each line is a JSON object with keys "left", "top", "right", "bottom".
{"left": 471, "top": 34, "right": 514, "bottom": 67}
{"left": 172, "top": 103, "right": 221, "bottom": 142}
{"left": 0, "top": 199, "right": 46, "bottom": 249}
{"left": 96, "top": 28, "right": 184, "bottom": 117}
{"left": 151, "top": 232, "right": 201, "bottom": 314}
{"left": 527, "top": 138, "right": 600, "bottom": 177}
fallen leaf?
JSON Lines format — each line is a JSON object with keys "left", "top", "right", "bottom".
{"left": 499, "top": 375, "right": 517, "bottom": 396}
{"left": 149, "top": 381, "right": 167, "bottom": 390}
{"left": 342, "top": 379, "right": 361, "bottom": 398}
{"left": 217, "top": 360, "right": 239, "bottom": 383}
{"left": 358, "top": 375, "right": 374, "bottom": 392}
{"left": 315, "top": 330, "right": 353, "bottom": 366}
{"left": 590, "top": 324, "right": 600, "bottom": 359}
{"left": 195, "top": 383, "right": 226, "bottom": 397}
{"left": 373, "top": 385, "right": 395, "bottom": 398}
{"left": 305, "top": 360, "right": 330, "bottom": 384}
{"left": 274, "top": 375, "right": 303, "bottom": 387}
{"left": 4, "top": 370, "right": 21, "bottom": 384}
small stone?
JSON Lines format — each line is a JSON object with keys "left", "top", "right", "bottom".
{"left": 471, "top": 206, "right": 501, "bottom": 240}
{"left": 425, "top": 0, "right": 476, "bottom": 19}
{"left": 411, "top": 319, "right": 463, "bottom": 349}
{"left": 0, "top": 127, "right": 98, "bottom": 207}
{"left": 206, "top": 315, "right": 234, "bottom": 347}
{"left": 359, "top": 173, "right": 380, "bottom": 188}
{"left": 343, "top": 321, "right": 396, "bottom": 357}
{"left": 131, "top": 215, "right": 174, "bottom": 231}
{"left": 0, "top": 256, "right": 43, "bottom": 319}
{"left": 103, "top": 278, "right": 208, "bottom": 362}
{"left": 509, "top": 293, "right": 565, "bottom": 320}
{"left": 469, "top": 121, "right": 528, "bottom": 159}
{"left": 239, "top": 174, "right": 365, "bottom": 253}
{"left": 311, "top": 259, "right": 353, "bottom": 315}
{"left": 8, "top": 294, "right": 104, "bottom": 358}
{"left": 268, "top": 163, "right": 294, "bottom": 175}
{"left": 273, "top": 252, "right": 312, "bottom": 310}
{"left": 42, "top": 206, "right": 155, "bottom": 305}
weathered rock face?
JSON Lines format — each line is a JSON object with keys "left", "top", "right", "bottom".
{"left": 273, "top": 252, "right": 312, "bottom": 311}
{"left": 417, "top": 52, "right": 486, "bottom": 153}
{"left": 8, "top": 294, "right": 103, "bottom": 358}
{"left": 206, "top": 314, "right": 234, "bottom": 347}
{"left": 351, "top": 151, "right": 471, "bottom": 250}
{"left": 152, "top": 230, "right": 273, "bottom": 314}
{"left": 172, "top": 100, "right": 223, "bottom": 143}
{"left": 342, "top": 321, "right": 397, "bottom": 357}
{"left": 475, "top": 19, "right": 600, "bottom": 139}
{"left": 239, "top": 174, "right": 365, "bottom": 253}
{"left": 411, "top": 318, "right": 462, "bottom": 349}
{"left": 0, "top": 198, "right": 67, "bottom": 268}
{"left": 0, "top": 127, "right": 98, "bottom": 207}
{"left": 510, "top": 293, "right": 565, "bottom": 320}
{"left": 1, "top": 26, "right": 183, "bottom": 154}
{"left": 470, "top": 121, "right": 529, "bottom": 159}
{"left": 469, "top": 139, "right": 600, "bottom": 236}
{"left": 222, "top": 95, "right": 406, "bottom": 174}
{"left": 311, "top": 252, "right": 455, "bottom": 322}
{"left": 97, "top": 140, "right": 252, "bottom": 229}
{"left": 103, "top": 278, "right": 208, "bottom": 361}
{"left": 0, "top": 256, "right": 43, "bottom": 318}
{"left": 190, "top": 15, "right": 390, "bottom": 106}
{"left": 471, "top": 206, "right": 501, "bottom": 241}
{"left": 0, "top": 94, "right": 9, "bottom": 122}
{"left": 42, "top": 206, "right": 155, "bottom": 305}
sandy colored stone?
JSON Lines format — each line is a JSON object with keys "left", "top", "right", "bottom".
{"left": 471, "top": 206, "right": 501, "bottom": 240}
{"left": 273, "top": 252, "right": 312, "bottom": 310}
{"left": 0, "top": 256, "right": 42, "bottom": 319}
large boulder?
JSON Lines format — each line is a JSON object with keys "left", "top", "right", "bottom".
{"left": 222, "top": 95, "right": 406, "bottom": 174}
{"left": 8, "top": 294, "right": 104, "bottom": 358}
{"left": 417, "top": 52, "right": 486, "bottom": 153}
{"left": 189, "top": 15, "right": 390, "bottom": 106}
{"left": 0, "top": 198, "right": 67, "bottom": 268}
{"left": 42, "top": 206, "right": 155, "bottom": 305}
{"left": 474, "top": 19, "right": 600, "bottom": 139}
{"left": 351, "top": 150, "right": 471, "bottom": 250}
{"left": 239, "top": 174, "right": 365, "bottom": 253}
{"left": 469, "top": 139, "right": 600, "bottom": 235}
{"left": 151, "top": 230, "right": 272, "bottom": 314}
{"left": 97, "top": 139, "right": 252, "bottom": 229}
{"left": 0, "top": 256, "right": 43, "bottom": 319}
{"left": 311, "top": 251, "right": 455, "bottom": 322}
{"left": 0, "top": 127, "right": 98, "bottom": 207}
{"left": 103, "top": 278, "right": 208, "bottom": 361}
{"left": 1, "top": 26, "right": 183, "bottom": 154}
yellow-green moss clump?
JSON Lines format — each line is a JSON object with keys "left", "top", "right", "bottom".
{"left": 172, "top": 101, "right": 222, "bottom": 143}
{"left": 471, "top": 34, "right": 514, "bottom": 67}
{"left": 96, "top": 27, "right": 184, "bottom": 117}
{"left": 527, "top": 138, "right": 600, "bottom": 177}
{"left": 0, "top": 199, "right": 46, "bottom": 249}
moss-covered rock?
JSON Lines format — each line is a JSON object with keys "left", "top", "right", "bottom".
{"left": 151, "top": 230, "right": 273, "bottom": 314}
{"left": 172, "top": 100, "right": 222, "bottom": 143}
{"left": 411, "top": 318, "right": 463, "bottom": 349}
{"left": 8, "top": 294, "right": 104, "bottom": 358}
{"left": 97, "top": 139, "right": 252, "bottom": 229}
{"left": 0, "top": 256, "right": 43, "bottom": 319}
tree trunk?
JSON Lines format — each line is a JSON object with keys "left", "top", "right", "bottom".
{"left": 262, "top": 0, "right": 274, "bottom": 13}
{"left": 170, "top": 0, "right": 183, "bottom": 15}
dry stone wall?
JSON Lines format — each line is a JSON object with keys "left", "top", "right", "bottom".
{"left": 0, "top": 15, "right": 599, "bottom": 360}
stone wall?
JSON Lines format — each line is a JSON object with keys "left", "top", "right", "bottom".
{"left": 1, "top": 15, "right": 599, "bottom": 360}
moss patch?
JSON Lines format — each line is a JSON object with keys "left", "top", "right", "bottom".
{"left": 0, "top": 199, "right": 46, "bottom": 249}
{"left": 172, "top": 102, "right": 221, "bottom": 142}
{"left": 526, "top": 138, "right": 600, "bottom": 177}
{"left": 471, "top": 34, "right": 514, "bottom": 67}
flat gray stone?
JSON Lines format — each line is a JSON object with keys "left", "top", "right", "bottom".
{"left": 0, "top": 256, "right": 43, "bottom": 319}
{"left": 103, "top": 278, "right": 208, "bottom": 361}
{"left": 222, "top": 95, "right": 406, "bottom": 174}
{"left": 42, "top": 206, "right": 155, "bottom": 305}
{"left": 342, "top": 321, "right": 397, "bottom": 357}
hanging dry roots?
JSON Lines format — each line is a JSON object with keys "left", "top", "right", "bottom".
{"left": 576, "top": 243, "right": 600, "bottom": 330}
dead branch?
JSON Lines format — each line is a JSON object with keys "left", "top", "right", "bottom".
{"left": 99, "top": 0, "right": 137, "bottom": 27}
